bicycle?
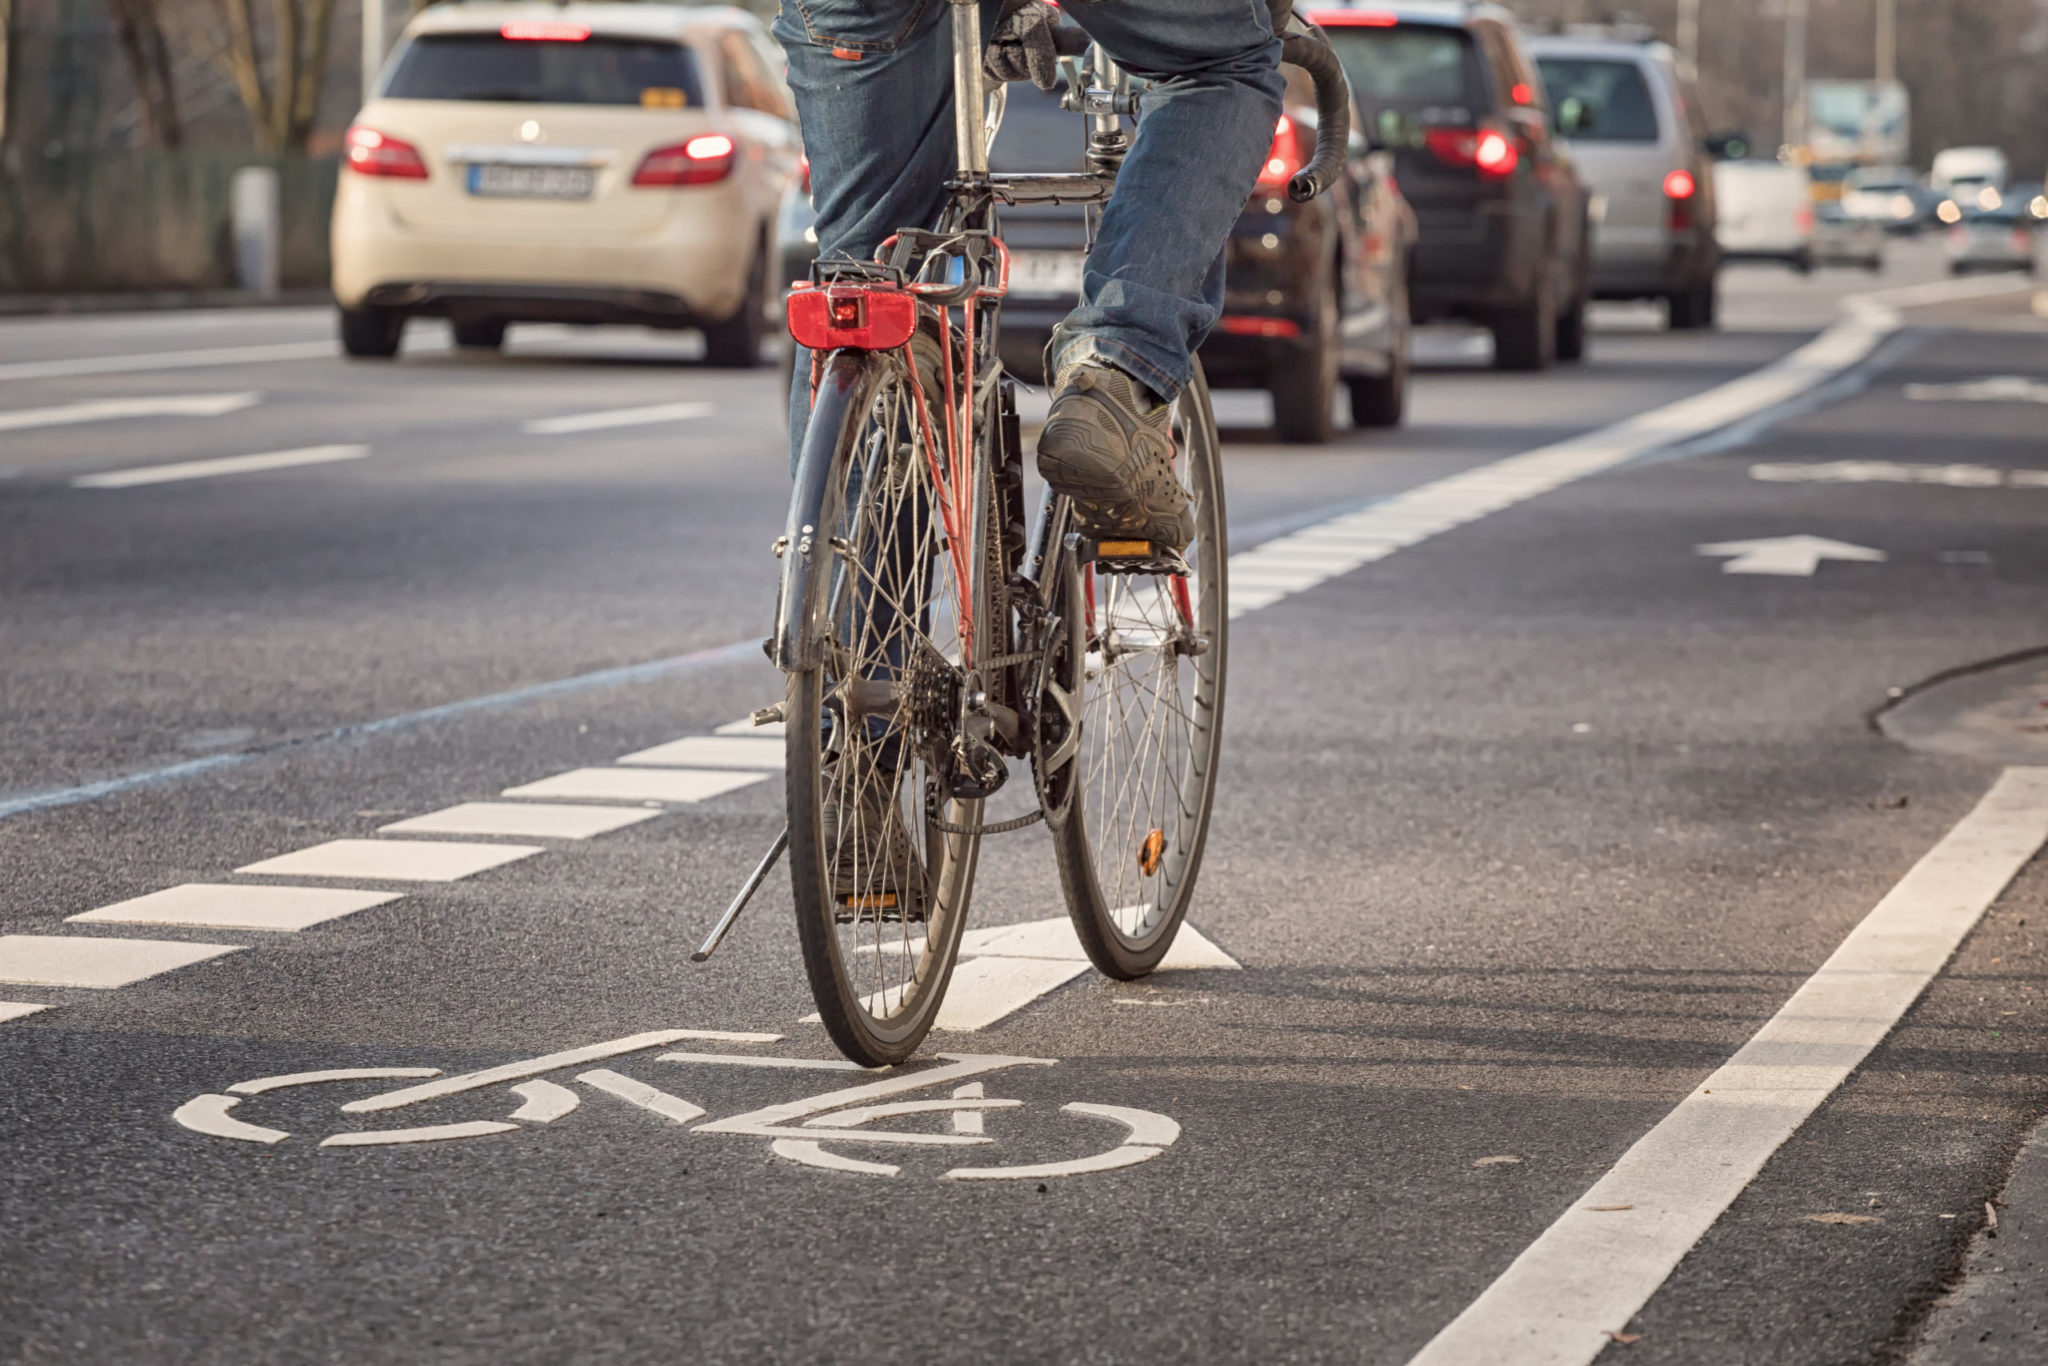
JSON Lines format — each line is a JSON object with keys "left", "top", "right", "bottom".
{"left": 701, "top": 0, "right": 1353, "bottom": 1066}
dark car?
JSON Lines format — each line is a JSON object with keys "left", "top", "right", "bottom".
{"left": 1311, "top": 3, "right": 1593, "bottom": 370}
{"left": 987, "top": 70, "right": 1415, "bottom": 444}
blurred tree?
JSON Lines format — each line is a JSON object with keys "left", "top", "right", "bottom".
{"left": 208, "top": 0, "right": 342, "bottom": 152}
{"left": 103, "top": 0, "right": 183, "bottom": 145}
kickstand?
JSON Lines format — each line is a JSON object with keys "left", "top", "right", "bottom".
{"left": 692, "top": 825, "right": 789, "bottom": 962}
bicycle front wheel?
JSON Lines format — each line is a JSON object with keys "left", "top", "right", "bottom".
{"left": 1042, "top": 362, "right": 1228, "bottom": 979}
{"left": 785, "top": 338, "right": 991, "bottom": 1066}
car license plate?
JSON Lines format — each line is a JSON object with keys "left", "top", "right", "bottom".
{"left": 467, "top": 163, "right": 596, "bottom": 200}
{"left": 1009, "top": 251, "right": 1085, "bottom": 296}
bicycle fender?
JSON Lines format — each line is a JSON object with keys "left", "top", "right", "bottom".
{"left": 774, "top": 349, "right": 883, "bottom": 674}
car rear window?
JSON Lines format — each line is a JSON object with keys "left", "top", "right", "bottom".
{"left": 1533, "top": 57, "right": 1658, "bottom": 142}
{"left": 1324, "top": 24, "right": 1476, "bottom": 107}
{"left": 384, "top": 32, "right": 705, "bottom": 107}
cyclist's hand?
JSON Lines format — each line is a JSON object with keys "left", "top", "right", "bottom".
{"left": 985, "top": 0, "right": 1062, "bottom": 92}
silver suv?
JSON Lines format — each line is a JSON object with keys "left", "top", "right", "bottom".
{"left": 1526, "top": 33, "right": 1720, "bottom": 329}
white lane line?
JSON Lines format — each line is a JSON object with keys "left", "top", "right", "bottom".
{"left": 235, "top": 838, "right": 543, "bottom": 883}
{"left": 501, "top": 767, "right": 767, "bottom": 804}
{"left": 524, "top": 400, "right": 715, "bottom": 435}
{"left": 0, "top": 392, "right": 259, "bottom": 432}
{"left": 1408, "top": 766, "right": 2048, "bottom": 1366}
{"left": 576, "top": 1068, "right": 708, "bottom": 1125}
{"left": 507, "top": 1079, "right": 580, "bottom": 1122}
{"left": 0, "top": 935, "right": 244, "bottom": 988}
{"left": 73, "top": 443, "right": 368, "bottom": 489}
{"left": 344, "top": 1028, "right": 780, "bottom": 1113}
{"left": 1751, "top": 460, "right": 2048, "bottom": 488}
{"left": 380, "top": 802, "right": 664, "bottom": 841}
{"left": 615, "top": 735, "right": 785, "bottom": 770}
{"left": 0, "top": 340, "right": 334, "bottom": 383}
{"left": 321, "top": 1121, "right": 518, "bottom": 1147}
{"left": 69, "top": 883, "right": 404, "bottom": 932}
{"left": 0, "top": 1002, "right": 52, "bottom": 1024}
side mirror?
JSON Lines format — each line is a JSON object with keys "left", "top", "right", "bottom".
{"left": 1704, "top": 130, "right": 1750, "bottom": 160}
{"left": 1556, "top": 97, "right": 1593, "bottom": 137}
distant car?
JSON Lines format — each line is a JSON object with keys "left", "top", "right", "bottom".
{"left": 1946, "top": 204, "right": 2036, "bottom": 276}
{"left": 1313, "top": 3, "right": 1593, "bottom": 371}
{"left": 1712, "top": 158, "right": 1813, "bottom": 273}
{"left": 983, "top": 66, "right": 1416, "bottom": 444}
{"left": 1526, "top": 33, "right": 1719, "bottom": 329}
{"left": 1840, "top": 165, "right": 1929, "bottom": 234}
{"left": 331, "top": 2, "right": 800, "bottom": 363}
{"left": 1812, "top": 201, "right": 1883, "bottom": 272}
{"left": 1930, "top": 145, "right": 2009, "bottom": 196}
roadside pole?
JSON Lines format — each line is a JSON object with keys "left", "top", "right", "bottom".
{"left": 1781, "top": 0, "right": 1808, "bottom": 152}
{"left": 1676, "top": 0, "right": 1699, "bottom": 69}
{"left": 362, "top": 0, "right": 385, "bottom": 103}
{"left": 1875, "top": 0, "right": 1896, "bottom": 84}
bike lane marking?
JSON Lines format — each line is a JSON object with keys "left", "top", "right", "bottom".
{"left": 379, "top": 803, "right": 665, "bottom": 840}
{"left": 235, "top": 839, "right": 543, "bottom": 883}
{"left": 342, "top": 1029, "right": 781, "bottom": 1113}
{"left": 1407, "top": 766, "right": 2048, "bottom": 1366}
{"left": 0, "top": 935, "right": 244, "bottom": 989}
{"left": 500, "top": 767, "right": 766, "bottom": 803}
{"left": 68, "top": 884, "right": 405, "bottom": 932}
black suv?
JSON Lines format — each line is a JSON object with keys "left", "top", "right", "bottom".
{"left": 1311, "top": 3, "right": 1592, "bottom": 370}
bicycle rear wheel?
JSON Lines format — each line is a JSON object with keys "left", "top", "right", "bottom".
{"left": 1041, "top": 362, "right": 1227, "bottom": 979}
{"left": 785, "top": 338, "right": 992, "bottom": 1065}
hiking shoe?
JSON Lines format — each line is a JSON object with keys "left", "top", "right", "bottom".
{"left": 1037, "top": 363, "right": 1195, "bottom": 553}
{"left": 823, "top": 771, "right": 928, "bottom": 921}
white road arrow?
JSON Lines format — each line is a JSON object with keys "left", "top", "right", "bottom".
{"left": 1695, "top": 535, "right": 1887, "bottom": 577}
{"left": 0, "top": 392, "right": 260, "bottom": 433}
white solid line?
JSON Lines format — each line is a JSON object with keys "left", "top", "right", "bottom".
{"left": 0, "top": 392, "right": 260, "bottom": 432}
{"left": 322, "top": 1120, "right": 518, "bottom": 1147}
{"left": 615, "top": 735, "right": 786, "bottom": 769}
{"left": 70, "top": 883, "right": 404, "bottom": 932}
{"left": 172, "top": 1095, "right": 290, "bottom": 1144}
{"left": 380, "top": 802, "right": 664, "bottom": 840}
{"left": 229, "top": 1068, "right": 440, "bottom": 1095}
{"left": 344, "top": 1029, "right": 779, "bottom": 1113}
{"left": 501, "top": 767, "right": 768, "bottom": 804}
{"left": 74, "top": 444, "right": 368, "bottom": 489}
{"left": 0, "top": 340, "right": 335, "bottom": 383}
{"left": 235, "top": 838, "right": 542, "bottom": 883}
{"left": 1408, "top": 766, "right": 2048, "bottom": 1366}
{"left": 0, "top": 1001, "right": 52, "bottom": 1024}
{"left": 577, "top": 1068, "right": 709, "bottom": 1125}
{"left": 507, "top": 1079, "right": 581, "bottom": 1122}
{"left": 0, "top": 934, "right": 244, "bottom": 989}
{"left": 524, "top": 400, "right": 715, "bottom": 435}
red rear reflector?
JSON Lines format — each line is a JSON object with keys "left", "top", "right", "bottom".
{"left": 1312, "top": 9, "right": 1398, "bottom": 25}
{"left": 1663, "top": 168, "right": 1697, "bottom": 199}
{"left": 1218, "top": 316, "right": 1301, "bottom": 338}
{"left": 500, "top": 22, "right": 589, "bottom": 40}
{"left": 632, "top": 134, "right": 736, "bottom": 186}
{"left": 787, "top": 286, "right": 918, "bottom": 351}
{"left": 343, "top": 125, "right": 428, "bottom": 180}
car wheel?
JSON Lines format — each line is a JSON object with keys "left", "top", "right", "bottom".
{"left": 703, "top": 234, "right": 769, "bottom": 369}
{"left": 1270, "top": 271, "right": 1337, "bottom": 444}
{"left": 1492, "top": 264, "right": 1556, "bottom": 372}
{"left": 452, "top": 319, "right": 507, "bottom": 350}
{"left": 1348, "top": 269, "right": 1408, "bottom": 429}
{"left": 1554, "top": 294, "right": 1587, "bottom": 362}
{"left": 1668, "top": 273, "right": 1717, "bottom": 331}
{"left": 338, "top": 306, "right": 404, "bottom": 360}
{"left": 1863, "top": 256, "right": 1884, "bottom": 274}
{"left": 1791, "top": 250, "right": 1814, "bottom": 276}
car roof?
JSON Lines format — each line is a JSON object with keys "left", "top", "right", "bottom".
{"left": 407, "top": 2, "right": 758, "bottom": 42}
{"left": 1306, "top": 3, "right": 1514, "bottom": 31}
{"left": 1521, "top": 34, "right": 1666, "bottom": 63}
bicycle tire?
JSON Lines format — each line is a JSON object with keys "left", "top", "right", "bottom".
{"left": 1042, "top": 361, "right": 1228, "bottom": 979}
{"left": 786, "top": 337, "right": 993, "bottom": 1065}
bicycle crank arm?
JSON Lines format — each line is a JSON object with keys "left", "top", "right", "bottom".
{"left": 692, "top": 825, "right": 789, "bottom": 963}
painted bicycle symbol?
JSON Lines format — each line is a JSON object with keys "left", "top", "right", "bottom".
{"left": 173, "top": 1030, "right": 1179, "bottom": 1181}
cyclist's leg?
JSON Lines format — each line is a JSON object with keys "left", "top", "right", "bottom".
{"left": 1045, "top": 0, "right": 1285, "bottom": 402}
{"left": 775, "top": 0, "right": 1005, "bottom": 458}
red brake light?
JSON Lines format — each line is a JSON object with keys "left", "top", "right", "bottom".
{"left": 1219, "top": 315, "right": 1301, "bottom": 338}
{"left": 1509, "top": 82, "right": 1532, "bottom": 105}
{"left": 1663, "top": 168, "right": 1696, "bottom": 199}
{"left": 500, "top": 22, "right": 589, "bottom": 40}
{"left": 344, "top": 125, "right": 428, "bottom": 180}
{"left": 1313, "top": 10, "right": 1399, "bottom": 25}
{"left": 1474, "top": 129, "right": 1517, "bottom": 175}
{"left": 632, "top": 133, "right": 736, "bottom": 187}
{"left": 1425, "top": 125, "right": 1518, "bottom": 179}
{"left": 1255, "top": 114, "right": 1307, "bottom": 191}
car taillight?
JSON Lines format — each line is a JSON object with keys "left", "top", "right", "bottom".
{"left": 1255, "top": 114, "right": 1308, "bottom": 191}
{"left": 632, "top": 133, "right": 736, "bottom": 187}
{"left": 1663, "top": 169, "right": 1696, "bottom": 200}
{"left": 499, "top": 21, "right": 589, "bottom": 40}
{"left": 344, "top": 126, "right": 428, "bottom": 180}
{"left": 798, "top": 153, "right": 811, "bottom": 195}
{"left": 2014, "top": 227, "right": 2033, "bottom": 250}
{"left": 1424, "top": 125, "right": 1518, "bottom": 179}
{"left": 1663, "top": 168, "right": 1696, "bottom": 232}
{"left": 1795, "top": 203, "right": 1814, "bottom": 232}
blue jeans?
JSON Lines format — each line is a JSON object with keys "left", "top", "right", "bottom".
{"left": 776, "top": 0, "right": 1284, "bottom": 449}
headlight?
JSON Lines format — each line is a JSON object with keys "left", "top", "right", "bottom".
{"left": 2031, "top": 196, "right": 2048, "bottom": 220}
{"left": 1977, "top": 185, "right": 2002, "bottom": 210}
{"left": 1936, "top": 199, "right": 1962, "bottom": 224}
{"left": 1890, "top": 194, "right": 1914, "bottom": 217}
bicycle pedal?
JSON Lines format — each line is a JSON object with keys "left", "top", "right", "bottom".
{"left": 1080, "top": 537, "right": 1190, "bottom": 577}
{"left": 834, "top": 891, "right": 927, "bottom": 925}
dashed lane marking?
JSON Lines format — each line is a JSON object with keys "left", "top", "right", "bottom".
{"left": 615, "top": 735, "right": 785, "bottom": 769}
{"left": 235, "top": 838, "right": 543, "bottom": 883}
{"left": 0, "top": 340, "right": 335, "bottom": 383}
{"left": 1904, "top": 375, "right": 2048, "bottom": 404}
{"left": 68, "top": 883, "right": 404, "bottom": 932}
{"left": 500, "top": 766, "right": 767, "bottom": 804}
{"left": 0, "top": 392, "right": 260, "bottom": 432}
{"left": 1408, "top": 767, "right": 2048, "bottom": 1366}
{"left": 0, "top": 935, "right": 243, "bottom": 989}
{"left": 523, "top": 400, "right": 715, "bottom": 435}
{"left": 73, "top": 444, "right": 370, "bottom": 489}
{"left": 379, "top": 801, "right": 665, "bottom": 840}
{"left": 1751, "top": 460, "right": 2048, "bottom": 488}
{"left": 0, "top": 1002, "right": 52, "bottom": 1023}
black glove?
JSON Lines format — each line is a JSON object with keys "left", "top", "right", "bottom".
{"left": 985, "top": 0, "right": 1062, "bottom": 91}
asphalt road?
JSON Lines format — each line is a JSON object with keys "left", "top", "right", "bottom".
{"left": 3, "top": 241, "right": 2045, "bottom": 1365}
